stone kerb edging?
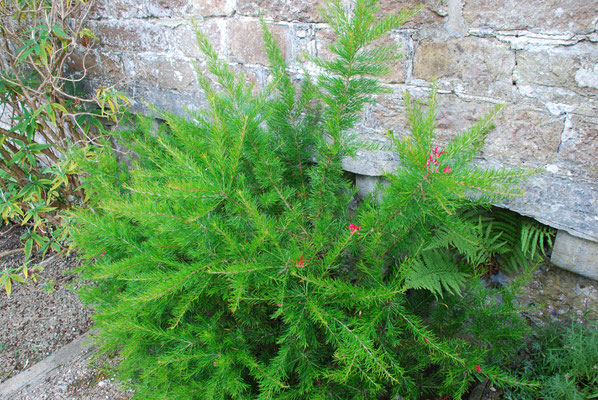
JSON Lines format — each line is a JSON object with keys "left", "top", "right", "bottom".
{"left": 0, "top": 330, "right": 96, "bottom": 399}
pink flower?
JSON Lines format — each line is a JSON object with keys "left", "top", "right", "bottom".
{"left": 475, "top": 364, "right": 482, "bottom": 373}
{"left": 213, "top": 362, "right": 217, "bottom": 367}
{"left": 443, "top": 166, "right": 452, "bottom": 173}
{"left": 98, "top": 252, "right": 106, "bottom": 256}
{"left": 432, "top": 146, "right": 447, "bottom": 158}
{"left": 349, "top": 223, "right": 361, "bottom": 234}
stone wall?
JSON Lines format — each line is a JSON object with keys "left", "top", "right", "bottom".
{"left": 76, "top": 0, "right": 598, "bottom": 276}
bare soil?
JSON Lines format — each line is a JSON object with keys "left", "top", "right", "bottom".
{"left": 0, "top": 224, "right": 131, "bottom": 399}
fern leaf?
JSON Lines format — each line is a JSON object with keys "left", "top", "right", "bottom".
{"left": 403, "top": 251, "right": 469, "bottom": 298}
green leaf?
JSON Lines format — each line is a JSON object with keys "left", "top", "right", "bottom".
{"left": 24, "top": 238, "right": 33, "bottom": 260}
{"left": 51, "top": 102, "right": 68, "bottom": 113}
{"left": 4, "top": 276, "right": 11, "bottom": 297}
{"left": 10, "top": 274, "right": 26, "bottom": 284}
{"left": 51, "top": 25, "right": 69, "bottom": 39}
{"left": 16, "top": 45, "right": 35, "bottom": 63}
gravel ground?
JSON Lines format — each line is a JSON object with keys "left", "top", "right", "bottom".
{"left": 0, "top": 224, "right": 131, "bottom": 399}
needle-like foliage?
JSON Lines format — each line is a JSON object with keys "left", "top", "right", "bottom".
{"left": 71, "top": 1, "right": 539, "bottom": 398}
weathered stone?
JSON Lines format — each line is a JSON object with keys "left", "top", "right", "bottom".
{"left": 314, "top": 27, "right": 336, "bottom": 61}
{"left": 413, "top": 37, "right": 516, "bottom": 98}
{"left": 99, "top": 53, "right": 127, "bottom": 82}
{"left": 499, "top": 171, "right": 598, "bottom": 242}
{"left": 376, "top": 0, "right": 446, "bottom": 29}
{"left": 123, "top": 85, "right": 207, "bottom": 117}
{"left": 486, "top": 106, "right": 563, "bottom": 165}
{"left": 355, "top": 174, "right": 390, "bottom": 201}
{"left": 237, "top": 0, "right": 326, "bottom": 22}
{"left": 463, "top": 0, "right": 598, "bottom": 34}
{"left": 342, "top": 149, "right": 399, "bottom": 176}
{"left": 342, "top": 127, "right": 399, "bottom": 176}
{"left": 90, "top": 20, "right": 173, "bottom": 53}
{"left": 514, "top": 43, "right": 598, "bottom": 92}
{"left": 557, "top": 116, "right": 598, "bottom": 179}
{"left": 65, "top": 49, "right": 102, "bottom": 78}
{"left": 88, "top": 0, "right": 114, "bottom": 20}
{"left": 144, "top": 0, "right": 190, "bottom": 17}
{"left": 376, "top": 33, "right": 409, "bottom": 84}
{"left": 551, "top": 231, "right": 598, "bottom": 280}
{"left": 228, "top": 20, "right": 290, "bottom": 65}
{"left": 187, "top": 0, "right": 234, "bottom": 17}
{"left": 173, "top": 20, "right": 223, "bottom": 59}
{"left": 575, "top": 63, "right": 598, "bottom": 90}
{"left": 134, "top": 56, "right": 197, "bottom": 91}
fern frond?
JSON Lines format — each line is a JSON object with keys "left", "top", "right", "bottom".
{"left": 403, "top": 251, "right": 469, "bottom": 298}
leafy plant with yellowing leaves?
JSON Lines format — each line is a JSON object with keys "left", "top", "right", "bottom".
{"left": 0, "top": 0, "right": 128, "bottom": 295}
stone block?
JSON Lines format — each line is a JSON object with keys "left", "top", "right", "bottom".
{"left": 499, "top": 171, "right": 598, "bottom": 243}
{"left": 463, "top": 0, "right": 598, "bottom": 34}
{"left": 187, "top": 0, "right": 234, "bottom": 17}
{"left": 228, "top": 20, "right": 290, "bottom": 65}
{"left": 413, "top": 37, "right": 516, "bottom": 98}
{"left": 486, "top": 105, "right": 563, "bottom": 165}
{"left": 371, "top": 90, "right": 563, "bottom": 166}
{"left": 342, "top": 132, "right": 399, "bottom": 176}
{"left": 236, "top": 0, "right": 326, "bottom": 22}
{"left": 173, "top": 20, "right": 223, "bottom": 60}
{"left": 98, "top": 52, "right": 128, "bottom": 83}
{"left": 514, "top": 43, "right": 598, "bottom": 92}
{"left": 144, "top": 0, "right": 190, "bottom": 18}
{"left": 65, "top": 49, "right": 102, "bottom": 78}
{"left": 91, "top": 0, "right": 191, "bottom": 19}
{"left": 551, "top": 230, "right": 598, "bottom": 281}
{"left": 355, "top": 174, "right": 390, "bottom": 201}
{"left": 90, "top": 20, "right": 173, "bottom": 53}
{"left": 134, "top": 56, "right": 197, "bottom": 91}
{"left": 376, "top": 0, "right": 446, "bottom": 29}
{"left": 557, "top": 116, "right": 598, "bottom": 179}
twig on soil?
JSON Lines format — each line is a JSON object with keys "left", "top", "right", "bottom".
{"left": 0, "top": 225, "right": 16, "bottom": 236}
{"left": 0, "top": 248, "right": 24, "bottom": 259}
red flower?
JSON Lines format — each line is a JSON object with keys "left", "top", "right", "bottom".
{"left": 443, "top": 166, "right": 452, "bottom": 173}
{"left": 98, "top": 252, "right": 106, "bottom": 256}
{"left": 349, "top": 223, "right": 361, "bottom": 234}
{"left": 475, "top": 364, "right": 482, "bottom": 373}
{"left": 292, "top": 255, "right": 307, "bottom": 268}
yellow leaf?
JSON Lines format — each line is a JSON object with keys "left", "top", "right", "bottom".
{"left": 5, "top": 278, "right": 11, "bottom": 297}
{"left": 23, "top": 266, "right": 28, "bottom": 279}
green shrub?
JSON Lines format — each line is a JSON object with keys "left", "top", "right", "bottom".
{"left": 0, "top": 0, "right": 128, "bottom": 294}
{"left": 71, "top": 1, "right": 538, "bottom": 398}
{"left": 505, "top": 315, "right": 598, "bottom": 400}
